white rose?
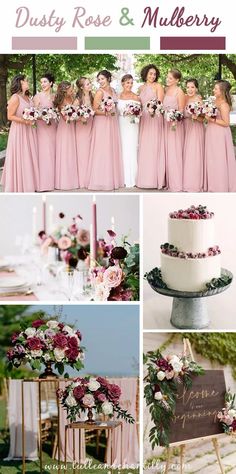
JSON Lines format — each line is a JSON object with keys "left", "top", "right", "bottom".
{"left": 25, "top": 327, "right": 36, "bottom": 338}
{"left": 31, "top": 349, "right": 43, "bottom": 358}
{"left": 95, "top": 283, "right": 110, "bottom": 301}
{"left": 47, "top": 320, "right": 59, "bottom": 329}
{"left": 88, "top": 379, "right": 101, "bottom": 392}
{"left": 102, "top": 401, "right": 113, "bottom": 415}
{"left": 157, "top": 371, "right": 165, "bottom": 381}
{"left": 54, "top": 348, "right": 65, "bottom": 362}
{"left": 63, "top": 325, "right": 73, "bottom": 335}
{"left": 71, "top": 381, "right": 81, "bottom": 388}
{"left": 228, "top": 409, "right": 236, "bottom": 418}
{"left": 170, "top": 357, "right": 183, "bottom": 373}
{"left": 154, "top": 391, "right": 163, "bottom": 401}
{"left": 65, "top": 395, "right": 77, "bottom": 407}
{"left": 43, "top": 353, "right": 51, "bottom": 362}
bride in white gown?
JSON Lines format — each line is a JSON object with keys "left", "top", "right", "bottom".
{"left": 117, "top": 75, "right": 141, "bottom": 188}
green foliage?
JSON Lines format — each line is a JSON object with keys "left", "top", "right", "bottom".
{"left": 0, "top": 131, "right": 8, "bottom": 151}
{"left": 122, "top": 243, "right": 140, "bottom": 300}
{"left": 144, "top": 267, "right": 167, "bottom": 289}
{"left": 181, "top": 333, "right": 236, "bottom": 379}
{"left": 135, "top": 54, "right": 236, "bottom": 96}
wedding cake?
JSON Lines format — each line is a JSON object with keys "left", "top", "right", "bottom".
{"left": 160, "top": 205, "right": 221, "bottom": 292}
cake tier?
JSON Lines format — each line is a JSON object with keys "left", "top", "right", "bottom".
{"left": 168, "top": 217, "right": 216, "bottom": 253}
{"left": 161, "top": 253, "right": 221, "bottom": 292}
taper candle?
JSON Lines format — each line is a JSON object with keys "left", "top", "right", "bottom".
{"left": 42, "top": 195, "right": 46, "bottom": 233}
{"left": 92, "top": 195, "right": 97, "bottom": 262}
{"left": 32, "top": 206, "right": 37, "bottom": 243}
{"left": 49, "top": 204, "right": 54, "bottom": 234}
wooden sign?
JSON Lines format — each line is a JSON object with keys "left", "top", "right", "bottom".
{"left": 168, "top": 370, "right": 226, "bottom": 444}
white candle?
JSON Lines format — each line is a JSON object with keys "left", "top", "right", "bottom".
{"left": 49, "top": 204, "right": 54, "bottom": 234}
{"left": 90, "top": 223, "right": 94, "bottom": 268}
{"left": 111, "top": 216, "right": 115, "bottom": 232}
{"left": 32, "top": 207, "right": 37, "bottom": 243}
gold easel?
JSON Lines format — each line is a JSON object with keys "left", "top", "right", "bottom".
{"left": 164, "top": 338, "right": 225, "bottom": 474}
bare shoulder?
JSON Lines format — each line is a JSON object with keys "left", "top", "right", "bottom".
{"left": 177, "top": 87, "right": 185, "bottom": 98}
{"left": 8, "top": 94, "right": 19, "bottom": 106}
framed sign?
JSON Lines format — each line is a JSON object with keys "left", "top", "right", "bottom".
{"left": 169, "top": 370, "right": 226, "bottom": 444}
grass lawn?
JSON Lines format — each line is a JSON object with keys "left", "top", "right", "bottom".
{"left": 0, "top": 132, "right": 8, "bottom": 152}
{"left": 0, "top": 399, "right": 138, "bottom": 473}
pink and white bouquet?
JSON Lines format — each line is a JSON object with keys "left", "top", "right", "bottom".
{"left": 146, "top": 99, "right": 164, "bottom": 117}
{"left": 164, "top": 108, "right": 184, "bottom": 130}
{"left": 218, "top": 391, "right": 236, "bottom": 434}
{"left": 61, "top": 104, "right": 79, "bottom": 123}
{"left": 100, "top": 96, "right": 116, "bottom": 115}
{"left": 123, "top": 102, "right": 142, "bottom": 124}
{"left": 58, "top": 376, "right": 135, "bottom": 423}
{"left": 201, "top": 97, "right": 217, "bottom": 119}
{"left": 77, "top": 104, "right": 95, "bottom": 124}
{"left": 7, "top": 319, "right": 84, "bottom": 375}
{"left": 40, "top": 107, "right": 60, "bottom": 125}
{"left": 22, "top": 107, "right": 41, "bottom": 127}
{"left": 186, "top": 101, "right": 203, "bottom": 119}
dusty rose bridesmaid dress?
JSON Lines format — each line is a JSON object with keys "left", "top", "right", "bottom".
{"left": 35, "top": 92, "right": 56, "bottom": 191}
{"left": 86, "top": 90, "right": 124, "bottom": 191}
{"left": 1, "top": 94, "right": 39, "bottom": 192}
{"left": 163, "top": 92, "right": 184, "bottom": 192}
{"left": 183, "top": 106, "right": 204, "bottom": 192}
{"left": 55, "top": 110, "right": 79, "bottom": 190}
{"left": 136, "top": 85, "right": 165, "bottom": 189}
{"left": 204, "top": 109, "right": 236, "bottom": 192}
{"left": 75, "top": 109, "right": 93, "bottom": 189}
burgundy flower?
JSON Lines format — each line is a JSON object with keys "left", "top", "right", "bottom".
{"left": 7, "top": 349, "right": 15, "bottom": 361}
{"left": 58, "top": 323, "right": 64, "bottom": 330}
{"left": 108, "top": 287, "right": 133, "bottom": 301}
{"left": 27, "top": 337, "right": 44, "bottom": 351}
{"left": 11, "top": 332, "right": 20, "bottom": 343}
{"left": 96, "top": 392, "right": 107, "bottom": 402}
{"left": 107, "top": 383, "right": 121, "bottom": 402}
{"left": 65, "top": 347, "right": 79, "bottom": 361}
{"left": 53, "top": 333, "right": 68, "bottom": 349}
{"left": 32, "top": 319, "right": 45, "bottom": 328}
{"left": 77, "top": 248, "right": 88, "bottom": 261}
{"left": 76, "top": 330, "right": 82, "bottom": 341}
{"left": 97, "top": 377, "right": 108, "bottom": 387}
{"left": 38, "top": 230, "right": 47, "bottom": 240}
{"left": 68, "top": 256, "right": 78, "bottom": 269}
{"left": 232, "top": 419, "right": 236, "bottom": 431}
{"left": 59, "top": 212, "right": 65, "bottom": 219}
{"left": 73, "top": 385, "right": 85, "bottom": 400}
{"left": 68, "top": 336, "right": 78, "bottom": 348}
{"left": 107, "top": 229, "right": 116, "bottom": 238}
{"left": 111, "top": 247, "right": 128, "bottom": 260}
{"left": 157, "top": 358, "right": 170, "bottom": 371}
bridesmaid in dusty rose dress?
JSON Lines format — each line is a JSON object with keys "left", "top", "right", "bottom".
{"left": 163, "top": 69, "right": 185, "bottom": 192}
{"left": 34, "top": 73, "right": 56, "bottom": 191}
{"left": 136, "top": 64, "right": 165, "bottom": 189}
{"left": 74, "top": 77, "right": 94, "bottom": 188}
{"left": 183, "top": 78, "right": 204, "bottom": 192}
{"left": 204, "top": 80, "right": 236, "bottom": 192}
{"left": 1, "top": 74, "right": 39, "bottom": 192}
{"left": 86, "top": 70, "right": 124, "bottom": 191}
{"left": 54, "top": 81, "right": 79, "bottom": 190}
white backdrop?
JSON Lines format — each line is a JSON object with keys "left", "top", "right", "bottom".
{"left": 143, "top": 193, "right": 236, "bottom": 330}
{"left": 0, "top": 194, "right": 139, "bottom": 255}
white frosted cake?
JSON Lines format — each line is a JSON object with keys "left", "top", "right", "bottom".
{"left": 160, "top": 205, "right": 221, "bottom": 292}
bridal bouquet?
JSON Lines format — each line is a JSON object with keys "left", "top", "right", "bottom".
{"left": 77, "top": 104, "right": 95, "bottom": 124}
{"left": 100, "top": 96, "right": 116, "bottom": 115}
{"left": 201, "top": 97, "right": 217, "bottom": 119}
{"left": 22, "top": 107, "right": 41, "bottom": 127}
{"left": 58, "top": 376, "right": 135, "bottom": 423}
{"left": 144, "top": 349, "right": 204, "bottom": 447}
{"left": 40, "top": 107, "right": 60, "bottom": 125}
{"left": 218, "top": 391, "right": 236, "bottom": 434}
{"left": 7, "top": 319, "right": 84, "bottom": 376}
{"left": 186, "top": 101, "right": 203, "bottom": 119}
{"left": 165, "top": 109, "right": 184, "bottom": 130}
{"left": 123, "top": 102, "right": 142, "bottom": 124}
{"left": 61, "top": 104, "right": 79, "bottom": 123}
{"left": 146, "top": 99, "right": 164, "bottom": 117}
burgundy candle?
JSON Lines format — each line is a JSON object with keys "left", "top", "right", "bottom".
{"left": 92, "top": 195, "right": 97, "bottom": 263}
{"left": 42, "top": 195, "right": 46, "bottom": 233}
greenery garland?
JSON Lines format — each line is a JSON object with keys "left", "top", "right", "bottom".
{"left": 144, "top": 349, "right": 204, "bottom": 448}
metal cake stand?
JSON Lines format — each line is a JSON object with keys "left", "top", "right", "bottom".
{"left": 146, "top": 268, "right": 233, "bottom": 329}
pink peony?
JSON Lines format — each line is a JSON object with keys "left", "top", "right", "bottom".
{"left": 76, "top": 229, "right": 90, "bottom": 247}
{"left": 27, "top": 337, "right": 44, "bottom": 351}
{"left": 73, "top": 385, "right": 85, "bottom": 400}
{"left": 53, "top": 333, "right": 68, "bottom": 349}
{"left": 96, "top": 392, "right": 107, "bottom": 402}
{"left": 82, "top": 394, "right": 95, "bottom": 408}
{"left": 32, "top": 319, "right": 45, "bottom": 328}
{"left": 58, "top": 236, "right": 72, "bottom": 250}
{"left": 103, "top": 266, "right": 123, "bottom": 288}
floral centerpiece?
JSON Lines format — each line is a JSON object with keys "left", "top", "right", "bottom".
{"left": 61, "top": 104, "right": 79, "bottom": 123}
{"left": 40, "top": 107, "right": 60, "bottom": 125}
{"left": 77, "top": 104, "right": 95, "bottom": 124}
{"left": 100, "top": 96, "right": 116, "bottom": 115}
{"left": 123, "top": 102, "right": 142, "bottom": 124}
{"left": 144, "top": 349, "right": 204, "bottom": 447}
{"left": 146, "top": 99, "right": 164, "bottom": 117}
{"left": 22, "top": 107, "right": 41, "bottom": 127}
{"left": 164, "top": 109, "right": 184, "bottom": 130}
{"left": 7, "top": 319, "right": 85, "bottom": 378}
{"left": 58, "top": 376, "right": 135, "bottom": 424}
{"left": 217, "top": 391, "right": 236, "bottom": 434}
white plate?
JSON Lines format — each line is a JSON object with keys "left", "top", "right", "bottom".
{"left": 0, "top": 277, "right": 27, "bottom": 289}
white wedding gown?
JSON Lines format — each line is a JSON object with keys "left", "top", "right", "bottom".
{"left": 117, "top": 99, "right": 140, "bottom": 188}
